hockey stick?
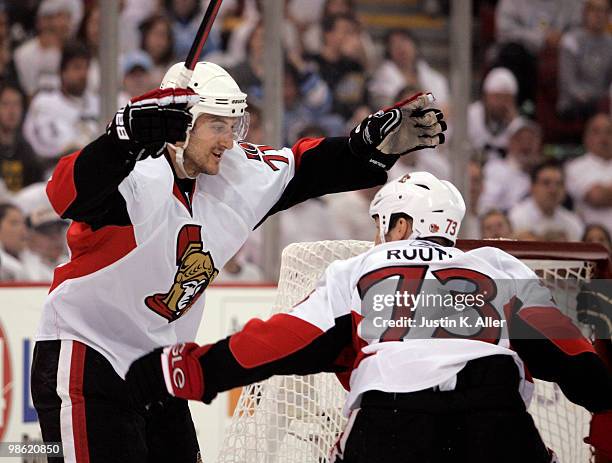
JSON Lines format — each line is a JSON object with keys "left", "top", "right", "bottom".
{"left": 175, "top": 0, "right": 224, "bottom": 87}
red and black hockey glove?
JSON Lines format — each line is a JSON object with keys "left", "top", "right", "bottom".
{"left": 348, "top": 92, "right": 447, "bottom": 170}
{"left": 107, "top": 88, "right": 199, "bottom": 162}
{"left": 584, "top": 410, "right": 612, "bottom": 459}
{"left": 126, "top": 342, "right": 209, "bottom": 409}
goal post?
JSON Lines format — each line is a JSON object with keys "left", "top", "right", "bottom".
{"left": 219, "top": 240, "right": 611, "bottom": 463}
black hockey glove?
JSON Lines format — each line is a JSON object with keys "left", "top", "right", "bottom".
{"left": 576, "top": 280, "right": 612, "bottom": 340}
{"left": 107, "top": 88, "right": 199, "bottom": 162}
{"left": 126, "top": 343, "right": 207, "bottom": 409}
{"left": 348, "top": 92, "right": 447, "bottom": 170}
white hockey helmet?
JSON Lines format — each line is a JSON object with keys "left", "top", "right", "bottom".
{"left": 369, "top": 172, "right": 466, "bottom": 244}
{"left": 160, "top": 61, "right": 249, "bottom": 140}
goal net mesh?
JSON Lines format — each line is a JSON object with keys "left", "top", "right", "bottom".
{"left": 218, "top": 240, "right": 599, "bottom": 463}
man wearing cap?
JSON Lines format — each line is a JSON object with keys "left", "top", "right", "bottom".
{"left": 118, "top": 50, "right": 155, "bottom": 105}
{"left": 468, "top": 67, "right": 526, "bottom": 161}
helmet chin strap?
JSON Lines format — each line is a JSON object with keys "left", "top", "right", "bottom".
{"left": 168, "top": 131, "right": 197, "bottom": 180}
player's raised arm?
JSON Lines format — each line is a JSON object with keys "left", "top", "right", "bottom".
{"left": 46, "top": 88, "right": 199, "bottom": 226}
{"left": 260, "top": 93, "right": 447, "bottom": 219}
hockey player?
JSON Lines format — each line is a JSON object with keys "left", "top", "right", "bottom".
{"left": 128, "top": 172, "right": 612, "bottom": 463}
{"left": 31, "top": 61, "right": 447, "bottom": 463}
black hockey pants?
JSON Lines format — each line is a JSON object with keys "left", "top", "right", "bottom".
{"left": 31, "top": 340, "right": 201, "bottom": 463}
{"left": 334, "top": 355, "right": 552, "bottom": 463}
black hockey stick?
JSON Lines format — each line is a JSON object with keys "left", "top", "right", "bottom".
{"left": 176, "top": 0, "right": 224, "bottom": 87}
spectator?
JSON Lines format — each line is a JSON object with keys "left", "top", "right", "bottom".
{"left": 494, "top": 0, "right": 582, "bottom": 105}
{"left": 468, "top": 67, "right": 525, "bottom": 160}
{"left": 509, "top": 161, "right": 584, "bottom": 241}
{"left": 22, "top": 204, "right": 68, "bottom": 281}
{"left": 13, "top": 0, "right": 73, "bottom": 97}
{"left": 460, "top": 160, "right": 484, "bottom": 239}
{"left": 480, "top": 120, "right": 543, "bottom": 213}
{"left": 557, "top": 0, "right": 612, "bottom": 119}
{"left": 306, "top": 13, "right": 366, "bottom": 120}
{"left": 166, "top": 0, "right": 220, "bottom": 61}
{"left": 140, "top": 14, "right": 175, "bottom": 85}
{"left": 582, "top": 223, "right": 612, "bottom": 251}
{"left": 118, "top": 50, "right": 155, "bottom": 105}
{"left": 0, "top": 84, "right": 42, "bottom": 192}
{"left": 480, "top": 209, "right": 514, "bottom": 239}
{"left": 368, "top": 30, "right": 449, "bottom": 111}
{"left": 565, "top": 113, "right": 612, "bottom": 236}
{"left": 23, "top": 41, "right": 99, "bottom": 165}
{"left": 0, "top": 202, "right": 28, "bottom": 281}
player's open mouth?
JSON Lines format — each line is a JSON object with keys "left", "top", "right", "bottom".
{"left": 213, "top": 151, "right": 223, "bottom": 160}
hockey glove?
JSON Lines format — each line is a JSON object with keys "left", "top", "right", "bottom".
{"left": 107, "top": 88, "right": 199, "bottom": 162}
{"left": 584, "top": 410, "right": 612, "bottom": 459}
{"left": 576, "top": 280, "right": 612, "bottom": 340}
{"left": 348, "top": 92, "right": 447, "bottom": 170}
{"left": 126, "top": 342, "right": 208, "bottom": 409}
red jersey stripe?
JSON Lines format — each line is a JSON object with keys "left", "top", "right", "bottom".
{"left": 69, "top": 342, "right": 90, "bottom": 463}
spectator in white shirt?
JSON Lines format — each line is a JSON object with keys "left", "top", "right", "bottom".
{"left": 582, "top": 223, "right": 611, "bottom": 251}
{"left": 509, "top": 161, "right": 584, "bottom": 241}
{"left": 565, "top": 113, "right": 612, "bottom": 236}
{"left": 23, "top": 41, "right": 99, "bottom": 166}
{"left": 480, "top": 120, "right": 543, "bottom": 213}
{"left": 468, "top": 67, "right": 526, "bottom": 160}
{"left": 13, "top": 0, "right": 73, "bottom": 97}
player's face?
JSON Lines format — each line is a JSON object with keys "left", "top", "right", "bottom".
{"left": 183, "top": 115, "right": 236, "bottom": 176}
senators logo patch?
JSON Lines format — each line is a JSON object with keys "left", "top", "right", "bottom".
{"left": 145, "top": 224, "right": 218, "bottom": 322}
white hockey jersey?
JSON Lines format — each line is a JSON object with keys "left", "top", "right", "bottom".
{"left": 265, "top": 239, "right": 559, "bottom": 415}
{"left": 36, "top": 140, "right": 296, "bottom": 376}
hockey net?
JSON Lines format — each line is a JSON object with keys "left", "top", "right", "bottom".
{"left": 218, "top": 240, "right": 611, "bottom": 463}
